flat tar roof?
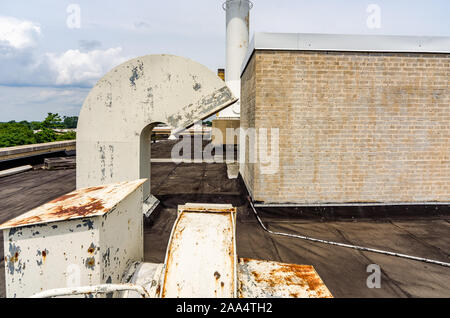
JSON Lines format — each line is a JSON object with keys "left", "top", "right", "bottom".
{"left": 0, "top": 141, "right": 449, "bottom": 298}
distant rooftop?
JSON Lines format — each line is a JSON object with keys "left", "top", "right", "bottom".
{"left": 241, "top": 32, "right": 450, "bottom": 75}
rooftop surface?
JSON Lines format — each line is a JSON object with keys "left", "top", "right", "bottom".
{"left": 0, "top": 141, "right": 449, "bottom": 298}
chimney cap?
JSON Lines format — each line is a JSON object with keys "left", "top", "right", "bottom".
{"left": 222, "top": 0, "right": 254, "bottom": 11}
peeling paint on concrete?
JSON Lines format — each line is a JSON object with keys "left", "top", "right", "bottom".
{"left": 85, "top": 257, "right": 96, "bottom": 270}
{"left": 129, "top": 60, "right": 144, "bottom": 88}
{"left": 7, "top": 243, "right": 21, "bottom": 275}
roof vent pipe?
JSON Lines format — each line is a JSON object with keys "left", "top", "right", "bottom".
{"left": 218, "top": 0, "right": 253, "bottom": 118}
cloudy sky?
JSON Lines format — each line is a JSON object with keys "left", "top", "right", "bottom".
{"left": 1, "top": 0, "right": 449, "bottom": 122}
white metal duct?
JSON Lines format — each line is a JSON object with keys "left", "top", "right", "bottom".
{"left": 76, "top": 55, "right": 237, "bottom": 200}
{"left": 218, "top": 0, "right": 253, "bottom": 118}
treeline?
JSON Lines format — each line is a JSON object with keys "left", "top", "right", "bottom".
{"left": 0, "top": 113, "right": 78, "bottom": 148}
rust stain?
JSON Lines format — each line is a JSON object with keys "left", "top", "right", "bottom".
{"left": 0, "top": 179, "right": 148, "bottom": 230}
{"left": 50, "top": 193, "right": 78, "bottom": 203}
{"left": 49, "top": 186, "right": 106, "bottom": 204}
{"left": 251, "top": 271, "right": 262, "bottom": 282}
{"left": 274, "top": 264, "right": 323, "bottom": 293}
{"left": 52, "top": 199, "right": 105, "bottom": 217}
{"left": 5, "top": 199, "right": 106, "bottom": 228}
{"left": 247, "top": 260, "right": 332, "bottom": 298}
{"left": 86, "top": 257, "right": 96, "bottom": 270}
{"left": 82, "top": 186, "right": 107, "bottom": 193}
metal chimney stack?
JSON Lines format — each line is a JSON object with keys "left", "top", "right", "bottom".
{"left": 218, "top": 0, "right": 253, "bottom": 118}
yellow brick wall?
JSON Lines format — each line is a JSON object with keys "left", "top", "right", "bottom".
{"left": 240, "top": 53, "right": 256, "bottom": 197}
{"left": 241, "top": 50, "right": 450, "bottom": 204}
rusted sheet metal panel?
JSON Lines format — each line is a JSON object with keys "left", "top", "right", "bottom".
{"left": 238, "top": 258, "right": 333, "bottom": 298}
{"left": 161, "top": 204, "right": 237, "bottom": 298}
{"left": 0, "top": 179, "right": 146, "bottom": 230}
{"left": 2, "top": 180, "right": 145, "bottom": 298}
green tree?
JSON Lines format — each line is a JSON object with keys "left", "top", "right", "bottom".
{"left": 30, "top": 121, "right": 42, "bottom": 130}
{"left": 0, "top": 122, "right": 36, "bottom": 147}
{"left": 34, "top": 113, "right": 62, "bottom": 143}
{"left": 41, "top": 113, "right": 64, "bottom": 129}
{"left": 34, "top": 127, "right": 57, "bottom": 143}
{"left": 56, "top": 130, "right": 76, "bottom": 141}
{"left": 19, "top": 120, "right": 31, "bottom": 129}
{"left": 63, "top": 116, "right": 78, "bottom": 129}
{"left": 0, "top": 113, "right": 77, "bottom": 148}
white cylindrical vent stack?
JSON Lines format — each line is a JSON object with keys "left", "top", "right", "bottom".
{"left": 218, "top": 0, "right": 253, "bottom": 118}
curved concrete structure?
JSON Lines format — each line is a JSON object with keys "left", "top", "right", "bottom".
{"left": 77, "top": 54, "right": 237, "bottom": 199}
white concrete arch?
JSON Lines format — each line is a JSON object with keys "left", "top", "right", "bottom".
{"left": 77, "top": 54, "right": 237, "bottom": 199}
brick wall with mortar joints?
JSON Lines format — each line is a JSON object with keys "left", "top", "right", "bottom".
{"left": 240, "top": 53, "right": 256, "bottom": 197}
{"left": 241, "top": 50, "right": 450, "bottom": 204}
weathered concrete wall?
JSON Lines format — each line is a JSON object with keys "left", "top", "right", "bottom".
{"left": 241, "top": 50, "right": 450, "bottom": 204}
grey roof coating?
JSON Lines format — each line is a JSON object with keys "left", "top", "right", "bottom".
{"left": 241, "top": 32, "right": 450, "bottom": 75}
{"left": 1, "top": 156, "right": 449, "bottom": 298}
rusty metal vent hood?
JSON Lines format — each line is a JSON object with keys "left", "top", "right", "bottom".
{"left": 0, "top": 179, "right": 147, "bottom": 230}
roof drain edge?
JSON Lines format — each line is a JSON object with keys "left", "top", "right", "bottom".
{"left": 247, "top": 197, "right": 450, "bottom": 268}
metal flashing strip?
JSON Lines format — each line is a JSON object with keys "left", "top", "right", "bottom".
{"left": 241, "top": 32, "right": 450, "bottom": 76}
{"left": 254, "top": 201, "right": 450, "bottom": 208}
{"left": 0, "top": 165, "right": 32, "bottom": 178}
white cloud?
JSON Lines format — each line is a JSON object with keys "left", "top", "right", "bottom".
{"left": 0, "top": 16, "right": 41, "bottom": 49}
{"left": 36, "top": 89, "right": 83, "bottom": 102}
{"left": 0, "top": 16, "right": 129, "bottom": 121}
{"left": 0, "top": 16, "right": 128, "bottom": 88}
{"left": 45, "top": 48, "right": 127, "bottom": 86}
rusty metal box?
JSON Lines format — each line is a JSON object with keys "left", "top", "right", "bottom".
{"left": 0, "top": 179, "right": 146, "bottom": 298}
